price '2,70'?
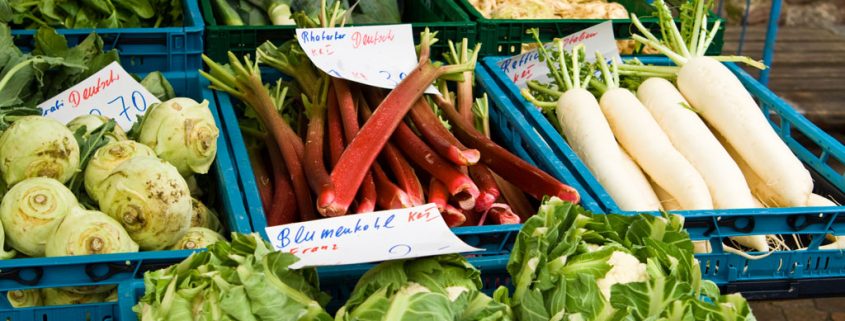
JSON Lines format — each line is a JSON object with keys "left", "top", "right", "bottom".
{"left": 90, "top": 90, "right": 149, "bottom": 122}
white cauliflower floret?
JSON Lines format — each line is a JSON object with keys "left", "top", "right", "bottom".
{"left": 445, "top": 286, "right": 469, "bottom": 301}
{"left": 595, "top": 251, "right": 648, "bottom": 300}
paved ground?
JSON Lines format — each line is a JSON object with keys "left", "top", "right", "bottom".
{"left": 722, "top": 24, "right": 845, "bottom": 319}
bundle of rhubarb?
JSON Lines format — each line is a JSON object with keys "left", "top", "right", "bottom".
{"left": 201, "top": 2, "right": 579, "bottom": 228}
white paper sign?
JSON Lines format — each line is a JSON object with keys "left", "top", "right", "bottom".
{"left": 265, "top": 203, "right": 482, "bottom": 268}
{"left": 497, "top": 21, "right": 621, "bottom": 87}
{"left": 38, "top": 61, "right": 161, "bottom": 130}
{"left": 296, "top": 24, "right": 437, "bottom": 94}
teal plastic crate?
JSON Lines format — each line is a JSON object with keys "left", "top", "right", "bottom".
{"left": 0, "top": 72, "right": 250, "bottom": 301}
{"left": 201, "top": 0, "right": 475, "bottom": 63}
{"left": 478, "top": 55, "right": 845, "bottom": 291}
{"left": 11, "top": 0, "right": 204, "bottom": 73}
{"left": 208, "top": 65, "right": 602, "bottom": 261}
{"left": 456, "top": 0, "right": 724, "bottom": 57}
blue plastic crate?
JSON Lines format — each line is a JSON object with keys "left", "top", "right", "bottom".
{"left": 208, "top": 65, "right": 601, "bottom": 260}
{"left": 479, "top": 55, "right": 845, "bottom": 286}
{"left": 11, "top": 0, "right": 204, "bottom": 73}
{"left": 0, "top": 72, "right": 250, "bottom": 305}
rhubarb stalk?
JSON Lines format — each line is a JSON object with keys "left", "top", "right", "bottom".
{"left": 469, "top": 164, "right": 500, "bottom": 213}
{"left": 303, "top": 82, "right": 338, "bottom": 215}
{"left": 431, "top": 94, "right": 580, "bottom": 203}
{"left": 356, "top": 89, "right": 425, "bottom": 205}
{"left": 247, "top": 146, "right": 274, "bottom": 216}
{"left": 372, "top": 163, "right": 413, "bottom": 209}
{"left": 327, "top": 91, "right": 345, "bottom": 167}
{"left": 359, "top": 97, "right": 479, "bottom": 210}
{"left": 201, "top": 53, "right": 316, "bottom": 219}
{"left": 443, "top": 204, "right": 467, "bottom": 227}
{"left": 328, "top": 30, "right": 479, "bottom": 215}
{"left": 428, "top": 178, "right": 449, "bottom": 213}
{"left": 487, "top": 203, "right": 521, "bottom": 225}
{"left": 265, "top": 137, "right": 299, "bottom": 225}
{"left": 445, "top": 39, "right": 475, "bottom": 124}
{"left": 333, "top": 78, "right": 378, "bottom": 215}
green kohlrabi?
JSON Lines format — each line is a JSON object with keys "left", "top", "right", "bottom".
{"left": 83, "top": 140, "right": 156, "bottom": 202}
{"left": 0, "top": 116, "right": 80, "bottom": 185}
{"left": 169, "top": 227, "right": 225, "bottom": 250}
{"left": 135, "top": 233, "right": 332, "bottom": 321}
{"left": 505, "top": 197, "right": 756, "bottom": 321}
{"left": 0, "top": 177, "right": 78, "bottom": 257}
{"left": 137, "top": 98, "right": 220, "bottom": 177}
{"left": 46, "top": 207, "right": 138, "bottom": 257}
{"left": 98, "top": 156, "right": 192, "bottom": 250}
{"left": 336, "top": 254, "right": 513, "bottom": 321}
{"left": 42, "top": 287, "right": 112, "bottom": 306}
{"left": 191, "top": 198, "right": 223, "bottom": 233}
{"left": 7, "top": 289, "right": 42, "bottom": 307}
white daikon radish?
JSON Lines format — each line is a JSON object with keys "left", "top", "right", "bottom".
{"left": 637, "top": 77, "right": 756, "bottom": 209}
{"left": 626, "top": 0, "right": 812, "bottom": 207}
{"left": 807, "top": 193, "right": 838, "bottom": 207}
{"left": 595, "top": 55, "right": 712, "bottom": 210}
{"left": 650, "top": 179, "right": 680, "bottom": 211}
{"left": 521, "top": 43, "right": 660, "bottom": 211}
{"left": 715, "top": 130, "right": 787, "bottom": 208}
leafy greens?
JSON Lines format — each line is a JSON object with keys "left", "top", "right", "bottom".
{"left": 3, "top": 0, "right": 183, "bottom": 28}
{"left": 505, "top": 197, "right": 756, "bottom": 321}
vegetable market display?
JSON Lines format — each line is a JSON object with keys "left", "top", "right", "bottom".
{"left": 0, "top": 24, "right": 227, "bottom": 263}
{"left": 201, "top": 2, "right": 580, "bottom": 228}
{"left": 520, "top": 0, "right": 842, "bottom": 257}
{"left": 134, "top": 198, "right": 758, "bottom": 320}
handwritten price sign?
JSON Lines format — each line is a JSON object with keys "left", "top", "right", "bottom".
{"left": 296, "top": 24, "right": 437, "bottom": 94}
{"left": 265, "top": 203, "right": 482, "bottom": 268}
{"left": 37, "top": 61, "right": 161, "bottom": 130}
{"left": 497, "top": 21, "right": 621, "bottom": 88}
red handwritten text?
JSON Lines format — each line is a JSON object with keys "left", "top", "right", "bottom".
{"left": 562, "top": 31, "right": 597, "bottom": 46}
{"left": 408, "top": 207, "right": 438, "bottom": 223}
{"left": 70, "top": 69, "right": 120, "bottom": 107}
{"left": 350, "top": 29, "right": 395, "bottom": 48}
{"left": 289, "top": 243, "right": 339, "bottom": 255}
{"left": 310, "top": 43, "right": 335, "bottom": 56}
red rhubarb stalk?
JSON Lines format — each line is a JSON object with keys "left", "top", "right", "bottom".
{"left": 357, "top": 90, "right": 425, "bottom": 205}
{"left": 201, "top": 54, "right": 316, "bottom": 220}
{"left": 372, "top": 163, "right": 413, "bottom": 209}
{"left": 493, "top": 173, "right": 534, "bottom": 222}
{"left": 327, "top": 90, "right": 345, "bottom": 167}
{"left": 333, "top": 77, "right": 378, "bottom": 215}
{"left": 359, "top": 99, "right": 479, "bottom": 210}
{"left": 469, "top": 164, "right": 499, "bottom": 213}
{"left": 487, "top": 203, "right": 521, "bottom": 225}
{"left": 247, "top": 147, "right": 274, "bottom": 216}
{"left": 355, "top": 178, "right": 377, "bottom": 214}
{"left": 372, "top": 85, "right": 480, "bottom": 167}
{"left": 329, "top": 31, "right": 477, "bottom": 214}
{"left": 304, "top": 84, "right": 338, "bottom": 216}
{"left": 428, "top": 178, "right": 449, "bottom": 213}
{"left": 265, "top": 137, "right": 300, "bottom": 225}
{"left": 443, "top": 204, "right": 467, "bottom": 227}
{"left": 431, "top": 95, "right": 580, "bottom": 203}
{"left": 448, "top": 39, "right": 475, "bottom": 124}
{"left": 408, "top": 98, "right": 480, "bottom": 166}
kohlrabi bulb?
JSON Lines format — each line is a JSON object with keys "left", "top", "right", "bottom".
{"left": 98, "top": 156, "right": 192, "bottom": 250}
{"left": 42, "top": 287, "right": 110, "bottom": 306}
{"left": 0, "top": 177, "right": 78, "bottom": 257}
{"left": 0, "top": 116, "right": 80, "bottom": 185}
{"left": 7, "top": 289, "right": 42, "bottom": 307}
{"left": 45, "top": 207, "right": 139, "bottom": 257}
{"left": 169, "top": 227, "right": 225, "bottom": 250}
{"left": 190, "top": 198, "right": 222, "bottom": 232}
{"left": 138, "top": 98, "right": 219, "bottom": 176}
{"left": 84, "top": 140, "right": 156, "bottom": 201}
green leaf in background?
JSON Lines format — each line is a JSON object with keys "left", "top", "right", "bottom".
{"left": 6, "top": 0, "right": 182, "bottom": 28}
{"left": 141, "top": 71, "right": 177, "bottom": 101}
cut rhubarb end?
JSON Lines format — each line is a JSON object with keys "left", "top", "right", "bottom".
{"left": 319, "top": 203, "right": 348, "bottom": 217}
{"left": 557, "top": 187, "right": 580, "bottom": 204}
{"left": 446, "top": 146, "right": 481, "bottom": 166}
{"left": 489, "top": 204, "right": 521, "bottom": 225}
{"left": 454, "top": 188, "right": 480, "bottom": 211}
{"left": 473, "top": 192, "right": 497, "bottom": 213}
{"left": 443, "top": 205, "right": 467, "bottom": 227}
